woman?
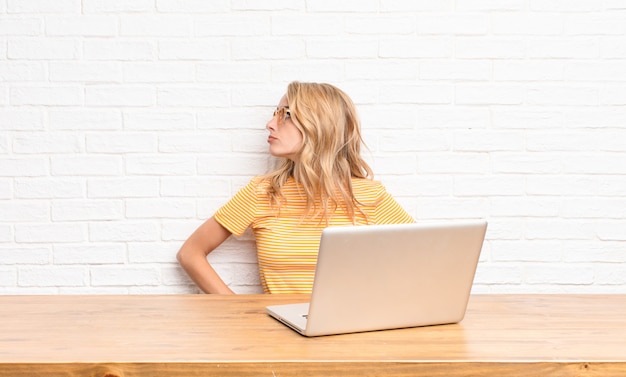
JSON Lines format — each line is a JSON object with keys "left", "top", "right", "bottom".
{"left": 177, "top": 82, "right": 414, "bottom": 294}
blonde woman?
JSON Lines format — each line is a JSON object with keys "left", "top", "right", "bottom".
{"left": 177, "top": 82, "right": 414, "bottom": 294}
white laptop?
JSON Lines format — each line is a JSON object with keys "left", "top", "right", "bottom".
{"left": 266, "top": 220, "right": 487, "bottom": 337}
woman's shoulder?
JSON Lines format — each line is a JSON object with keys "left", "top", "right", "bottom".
{"left": 351, "top": 178, "right": 386, "bottom": 201}
{"left": 240, "top": 175, "right": 272, "bottom": 195}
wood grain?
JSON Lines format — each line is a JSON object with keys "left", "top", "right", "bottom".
{"left": 1, "top": 294, "right": 625, "bottom": 376}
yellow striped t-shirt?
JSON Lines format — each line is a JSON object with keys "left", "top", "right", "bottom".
{"left": 214, "top": 176, "right": 414, "bottom": 294}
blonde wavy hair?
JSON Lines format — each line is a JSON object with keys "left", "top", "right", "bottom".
{"left": 264, "top": 82, "right": 373, "bottom": 223}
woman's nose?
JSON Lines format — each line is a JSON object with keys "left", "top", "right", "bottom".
{"left": 266, "top": 116, "right": 277, "bottom": 131}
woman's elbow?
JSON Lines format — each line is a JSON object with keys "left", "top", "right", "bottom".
{"left": 176, "top": 247, "right": 191, "bottom": 267}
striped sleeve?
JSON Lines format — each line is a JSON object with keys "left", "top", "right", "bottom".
{"left": 214, "top": 177, "right": 262, "bottom": 236}
{"left": 374, "top": 185, "right": 415, "bottom": 224}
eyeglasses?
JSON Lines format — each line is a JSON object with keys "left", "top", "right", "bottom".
{"left": 273, "top": 106, "right": 291, "bottom": 124}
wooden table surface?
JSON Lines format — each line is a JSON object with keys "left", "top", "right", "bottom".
{"left": 1, "top": 294, "right": 626, "bottom": 376}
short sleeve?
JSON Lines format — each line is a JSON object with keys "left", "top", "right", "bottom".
{"left": 214, "top": 177, "right": 263, "bottom": 236}
{"left": 374, "top": 186, "right": 414, "bottom": 224}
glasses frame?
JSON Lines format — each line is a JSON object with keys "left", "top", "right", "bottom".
{"left": 273, "top": 106, "right": 291, "bottom": 125}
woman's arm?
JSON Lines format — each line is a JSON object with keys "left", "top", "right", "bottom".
{"left": 176, "top": 216, "right": 235, "bottom": 294}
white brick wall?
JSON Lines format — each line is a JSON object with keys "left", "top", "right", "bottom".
{"left": 1, "top": 1, "right": 626, "bottom": 294}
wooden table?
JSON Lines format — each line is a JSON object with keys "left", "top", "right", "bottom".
{"left": 1, "top": 294, "right": 625, "bottom": 376}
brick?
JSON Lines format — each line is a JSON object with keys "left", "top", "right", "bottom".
{"left": 493, "top": 13, "right": 563, "bottom": 35}
{"left": 346, "top": 61, "right": 417, "bottom": 81}
{"left": 455, "top": 84, "right": 524, "bottom": 105}
{"left": 528, "top": 38, "right": 599, "bottom": 59}
{"left": 160, "top": 176, "right": 230, "bottom": 197}
{"left": 157, "top": 87, "right": 230, "bottom": 107}
{"left": 13, "top": 132, "right": 82, "bottom": 154}
{"left": 600, "top": 37, "right": 626, "bottom": 58}
{"left": 53, "top": 244, "right": 126, "bottom": 264}
{"left": 51, "top": 156, "right": 122, "bottom": 176}
{"left": 418, "top": 153, "right": 490, "bottom": 174}
{"left": 415, "top": 197, "right": 490, "bottom": 219}
{"left": 86, "top": 86, "right": 154, "bottom": 107}
{"left": 306, "top": 40, "right": 378, "bottom": 59}
{"left": 562, "top": 198, "right": 626, "bottom": 219}
{"left": 125, "top": 155, "right": 196, "bottom": 176}
{"left": 525, "top": 219, "right": 596, "bottom": 240}
{"left": 0, "top": 62, "right": 46, "bottom": 81}
{"left": 11, "top": 86, "right": 82, "bottom": 106}
{"left": 0, "top": 110, "right": 44, "bottom": 130}
{"left": 0, "top": 158, "right": 48, "bottom": 177}
{"left": 380, "top": 84, "right": 453, "bottom": 104}
{"left": 0, "top": 136, "right": 6, "bottom": 154}
{"left": 600, "top": 86, "right": 626, "bottom": 105}
{"left": 156, "top": 0, "right": 229, "bottom": 12}
{"left": 491, "top": 241, "right": 562, "bottom": 262}
{"left": 123, "top": 111, "right": 194, "bottom": 131}
{"left": 128, "top": 242, "right": 179, "bottom": 263}
{"left": 0, "top": 179, "right": 10, "bottom": 199}
{"left": 564, "top": 14, "right": 626, "bottom": 35}
{"left": 526, "top": 175, "right": 599, "bottom": 196}
{"left": 85, "top": 132, "right": 157, "bottom": 153}
{"left": 125, "top": 198, "right": 196, "bottom": 219}
{"left": 198, "top": 155, "right": 270, "bottom": 175}
{"left": 273, "top": 15, "right": 344, "bottom": 36}
{"left": 15, "top": 178, "right": 85, "bottom": 199}
{"left": 7, "top": 0, "right": 80, "bottom": 13}
{"left": 454, "top": 175, "right": 525, "bottom": 196}
{"left": 88, "top": 177, "right": 159, "bottom": 198}
{"left": 49, "top": 109, "right": 122, "bottom": 130}
{"left": 489, "top": 197, "right": 560, "bottom": 217}
{"left": 195, "top": 15, "right": 270, "bottom": 36}
{"left": 158, "top": 132, "right": 231, "bottom": 153}
{"left": 120, "top": 15, "right": 192, "bottom": 37}
{"left": 526, "top": 131, "right": 597, "bottom": 152}
{"left": 492, "top": 108, "right": 562, "bottom": 129}
{"left": 380, "top": 38, "right": 453, "bottom": 58}
{"left": 90, "top": 266, "right": 160, "bottom": 286}
{"left": 15, "top": 223, "right": 85, "bottom": 243}
{"left": 455, "top": 37, "right": 526, "bottom": 59}
{"left": 379, "top": 131, "right": 450, "bottom": 152}
{"left": 455, "top": 130, "right": 525, "bottom": 152}
{"left": 306, "top": 0, "right": 378, "bottom": 12}
{"left": 45, "top": 16, "right": 117, "bottom": 36}
{"left": 563, "top": 241, "right": 626, "bottom": 263}
{"left": 83, "top": 39, "right": 155, "bottom": 61}
{"left": 530, "top": 0, "right": 603, "bottom": 12}
{"left": 82, "top": 0, "right": 154, "bottom": 13}
{"left": 123, "top": 62, "right": 195, "bottom": 83}
{"left": 49, "top": 62, "right": 122, "bottom": 82}
{"left": 527, "top": 86, "right": 598, "bottom": 106}
{"left": 494, "top": 61, "right": 564, "bottom": 81}
{"left": 565, "top": 61, "right": 626, "bottom": 81}
{"left": 418, "top": 14, "right": 489, "bottom": 35}
{"left": 88, "top": 221, "right": 158, "bottom": 242}
{"left": 8, "top": 38, "right": 79, "bottom": 60}
{"left": 563, "top": 154, "right": 626, "bottom": 174}
{"left": 51, "top": 199, "right": 124, "bottom": 221}
{"left": 0, "top": 268, "right": 17, "bottom": 287}
{"left": 492, "top": 153, "right": 561, "bottom": 174}
{"left": 197, "top": 62, "right": 270, "bottom": 82}
{"left": 0, "top": 17, "right": 41, "bottom": 36}
{"left": 159, "top": 40, "right": 229, "bottom": 61}
{"left": 421, "top": 60, "right": 492, "bottom": 81}
{"left": 457, "top": 0, "right": 525, "bottom": 11}
{"left": 415, "top": 106, "right": 490, "bottom": 129}
{"left": 0, "top": 246, "right": 50, "bottom": 264}
{"left": 523, "top": 264, "right": 594, "bottom": 285}
{"left": 596, "top": 221, "right": 626, "bottom": 241}
{"left": 19, "top": 266, "right": 86, "bottom": 287}
{"left": 232, "top": 38, "right": 305, "bottom": 60}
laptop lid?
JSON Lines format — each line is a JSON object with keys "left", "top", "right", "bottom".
{"left": 267, "top": 220, "right": 487, "bottom": 337}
